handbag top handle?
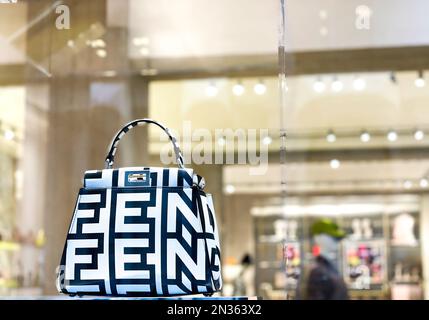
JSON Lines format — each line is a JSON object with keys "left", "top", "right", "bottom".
{"left": 104, "top": 118, "right": 185, "bottom": 169}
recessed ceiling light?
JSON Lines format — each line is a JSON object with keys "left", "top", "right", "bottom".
{"left": 96, "top": 49, "right": 107, "bottom": 58}
{"left": 319, "top": 10, "right": 328, "bottom": 19}
{"left": 331, "top": 78, "right": 343, "bottom": 92}
{"left": 319, "top": 27, "right": 328, "bottom": 36}
{"left": 414, "top": 129, "right": 424, "bottom": 141}
{"left": 313, "top": 78, "right": 326, "bottom": 93}
{"left": 205, "top": 82, "right": 218, "bottom": 97}
{"left": 232, "top": 82, "right": 245, "bottom": 96}
{"left": 387, "top": 130, "right": 398, "bottom": 142}
{"left": 415, "top": 71, "right": 425, "bottom": 88}
{"left": 102, "top": 70, "right": 117, "bottom": 77}
{"left": 262, "top": 136, "right": 272, "bottom": 145}
{"left": 254, "top": 81, "right": 267, "bottom": 95}
{"left": 4, "top": 129, "right": 15, "bottom": 141}
{"left": 67, "top": 40, "right": 74, "bottom": 48}
{"left": 140, "top": 47, "right": 150, "bottom": 56}
{"left": 225, "top": 184, "right": 236, "bottom": 194}
{"left": 353, "top": 77, "right": 366, "bottom": 91}
{"left": 360, "top": 131, "right": 371, "bottom": 142}
{"left": 326, "top": 131, "right": 336, "bottom": 143}
{"left": 404, "top": 180, "right": 412, "bottom": 189}
{"left": 133, "top": 37, "right": 150, "bottom": 46}
{"left": 415, "top": 78, "right": 425, "bottom": 88}
{"left": 140, "top": 68, "right": 158, "bottom": 76}
{"left": 420, "top": 178, "right": 428, "bottom": 188}
{"left": 330, "top": 159, "right": 340, "bottom": 169}
{"left": 91, "top": 39, "right": 106, "bottom": 48}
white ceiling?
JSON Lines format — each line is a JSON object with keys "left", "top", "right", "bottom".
{"left": 149, "top": 71, "right": 429, "bottom": 138}
{"left": 223, "top": 159, "right": 429, "bottom": 194}
{"left": 121, "top": 0, "right": 429, "bottom": 59}
{"left": 2, "top": 1, "right": 429, "bottom": 65}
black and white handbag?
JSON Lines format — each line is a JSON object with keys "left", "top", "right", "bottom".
{"left": 56, "top": 119, "right": 222, "bottom": 297}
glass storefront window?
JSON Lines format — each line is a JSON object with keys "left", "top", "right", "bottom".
{"left": 0, "top": 0, "right": 428, "bottom": 300}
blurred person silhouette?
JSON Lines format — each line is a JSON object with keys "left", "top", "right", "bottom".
{"left": 233, "top": 253, "right": 255, "bottom": 296}
{"left": 296, "top": 219, "right": 349, "bottom": 300}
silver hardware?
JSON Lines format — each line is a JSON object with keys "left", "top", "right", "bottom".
{"left": 128, "top": 172, "right": 147, "bottom": 183}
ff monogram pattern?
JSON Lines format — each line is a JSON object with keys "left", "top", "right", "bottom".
{"left": 57, "top": 167, "right": 222, "bottom": 296}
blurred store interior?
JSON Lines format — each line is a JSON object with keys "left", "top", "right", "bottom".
{"left": 1, "top": 0, "right": 429, "bottom": 299}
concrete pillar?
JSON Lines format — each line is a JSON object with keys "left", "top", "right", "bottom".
{"left": 21, "top": 0, "right": 150, "bottom": 294}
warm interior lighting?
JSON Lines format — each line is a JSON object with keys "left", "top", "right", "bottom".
{"left": 414, "top": 129, "right": 424, "bottom": 141}
{"left": 254, "top": 81, "right": 267, "bottom": 95}
{"left": 262, "top": 136, "right": 272, "bottom": 145}
{"left": 404, "top": 180, "right": 412, "bottom": 189}
{"left": 313, "top": 78, "right": 326, "bottom": 93}
{"left": 387, "top": 130, "right": 398, "bottom": 142}
{"left": 205, "top": 82, "right": 218, "bottom": 97}
{"left": 360, "top": 131, "right": 371, "bottom": 142}
{"left": 96, "top": 49, "right": 107, "bottom": 58}
{"left": 4, "top": 129, "right": 15, "bottom": 141}
{"left": 353, "top": 77, "right": 366, "bottom": 91}
{"left": 225, "top": 185, "right": 236, "bottom": 194}
{"left": 415, "top": 70, "right": 425, "bottom": 88}
{"left": 331, "top": 78, "right": 344, "bottom": 92}
{"left": 326, "top": 131, "right": 336, "bottom": 143}
{"left": 232, "top": 82, "right": 245, "bottom": 96}
{"left": 330, "top": 159, "right": 340, "bottom": 169}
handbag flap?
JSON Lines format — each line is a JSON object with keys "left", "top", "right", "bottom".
{"left": 83, "top": 167, "right": 195, "bottom": 189}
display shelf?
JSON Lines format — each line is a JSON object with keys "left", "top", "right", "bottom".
{"left": 253, "top": 205, "right": 424, "bottom": 300}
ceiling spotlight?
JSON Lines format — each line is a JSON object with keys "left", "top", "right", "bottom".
{"left": 319, "top": 27, "right": 328, "bottom": 36}
{"left": 404, "top": 180, "right": 412, "bottom": 189}
{"left": 326, "top": 131, "right": 336, "bottom": 143}
{"left": 91, "top": 39, "right": 106, "bottom": 48}
{"left": 390, "top": 72, "right": 397, "bottom": 84}
{"left": 67, "top": 40, "right": 74, "bottom": 48}
{"left": 331, "top": 78, "right": 344, "bottom": 92}
{"left": 353, "top": 77, "right": 366, "bottom": 91}
{"left": 140, "top": 68, "right": 158, "bottom": 76}
{"left": 387, "top": 130, "right": 398, "bottom": 142}
{"left": 262, "top": 136, "right": 272, "bottom": 145}
{"left": 232, "top": 82, "right": 245, "bottom": 96}
{"left": 415, "top": 71, "right": 425, "bottom": 88}
{"left": 414, "top": 129, "right": 424, "bottom": 141}
{"left": 133, "top": 37, "right": 149, "bottom": 46}
{"left": 225, "top": 184, "right": 236, "bottom": 194}
{"left": 313, "top": 78, "right": 326, "bottom": 93}
{"left": 4, "top": 129, "right": 15, "bottom": 141}
{"left": 96, "top": 49, "right": 107, "bottom": 58}
{"left": 102, "top": 70, "right": 117, "bottom": 77}
{"left": 360, "top": 131, "right": 371, "bottom": 142}
{"left": 205, "top": 82, "right": 218, "bottom": 97}
{"left": 420, "top": 178, "right": 429, "bottom": 188}
{"left": 140, "top": 47, "right": 150, "bottom": 56}
{"left": 330, "top": 159, "right": 340, "bottom": 169}
{"left": 254, "top": 81, "right": 267, "bottom": 95}
{"left": 217, "top": 137, "right": 226, "bottom": 146}
{"left": 319, "top": 10, "right": 328, "bottom": 20}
